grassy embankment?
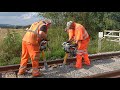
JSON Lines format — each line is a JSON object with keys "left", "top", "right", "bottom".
{"left": 0, "top": 28, "right": 120, "bottom": 66}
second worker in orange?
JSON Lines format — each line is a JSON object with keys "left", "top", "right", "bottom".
{"left": 65, "top": 21, "right": 91, "bottom": 69}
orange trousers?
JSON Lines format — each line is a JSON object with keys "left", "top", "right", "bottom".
{"left": 18, "top": 41, "right": 40, "bottom": 76}
{"left": 75, "top": 37, "right": 90, "bottom": 68}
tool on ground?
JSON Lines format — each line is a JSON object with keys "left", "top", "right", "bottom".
{"left": 63, "top": 52, "right": 69, "bottom": 65}
{"left": 40, "top": 40, "right": 49, "bottom": 70}
{"left": 62, "top": 42, "right": 77, "bottom": 65}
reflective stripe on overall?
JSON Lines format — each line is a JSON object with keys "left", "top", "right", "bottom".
{"left": 76, "top": 49, "right": 88, "bottom": 56}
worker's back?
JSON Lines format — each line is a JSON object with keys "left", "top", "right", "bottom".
{"left": 23, "top": 21, "right": 45, "bottom": 45}
{"left": 68, "top": 23, "right": 89, "bottom": 42}
{"left": 74, "top": 23, "right": 89, "bottom": 41}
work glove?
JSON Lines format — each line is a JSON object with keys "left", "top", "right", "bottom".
{"left": 67, "top": 39, "right": 73, "bottom": 43}
{"left": 74, "top": 43, "right": 78, "bottom": 47}
{"left": 71, "top": 43, "right": 78, "bottom": 47}
{"left": 64, "top": 28, "right": 68, "bottom": 32}
{"left": 44, "top": 39, "right": 50, "bottom": 41}
{"left": 67, "top": 40, "right": 71, "bottom": 43}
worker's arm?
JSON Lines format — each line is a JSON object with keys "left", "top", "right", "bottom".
{"left": 38, "top": 31, "right": 47, "bottom": 40}
{"left": 75, "top": 26, "right": 83, "bottom": 47}
{"left": 76, "top": 40, "right": 81, "bottom": 48}
{"left": 40, "top": 25, "right": 47, "bottom": 33}
{"left": 64, "top": 27, "right": 68, "bottom": 32}
{"left": 38, "top": 25, "right": 47, "bottom": 41}
{"left": 67, "top": 29, "right": 74, "bottom": 43}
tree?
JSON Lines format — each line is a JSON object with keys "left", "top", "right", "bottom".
{"left": 38, "top": 12, "right": 120, "bottom": 39}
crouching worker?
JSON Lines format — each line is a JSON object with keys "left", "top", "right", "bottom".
{"left": 65, "top": 21, "right": 90, "bottom": 69}
{"left": 18, "top": 19, "right": 51, "bottom": 77}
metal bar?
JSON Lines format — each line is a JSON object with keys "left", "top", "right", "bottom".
{"left": 104, "top": 35, "right": 120, "bottom": 38}
{"left": 104, "top": 30, "right": 120, "bottom": 33}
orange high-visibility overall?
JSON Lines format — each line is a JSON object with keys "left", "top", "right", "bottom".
{"left": 68, "top": 23, "right": 90, "bottom": 69}
{"left": 18, "top": 21, "right": 47, "bottom": 77}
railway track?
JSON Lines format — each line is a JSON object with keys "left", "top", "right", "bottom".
{"left": 1, "top": 51, "right": 120, "bottom": 78}
{"left": 84, "top": 69, "right": 120, "bottom": 78}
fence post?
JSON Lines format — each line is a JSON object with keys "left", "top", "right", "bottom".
{"left": 98, "top": 32, "right": 103, "bottom": 53}
{"left": 119, "top": 32, "right": 120, "bottom": 45}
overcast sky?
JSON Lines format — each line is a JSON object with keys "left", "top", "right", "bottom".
{"left": 0, "top": 12, "right": 44, "bottom": 26}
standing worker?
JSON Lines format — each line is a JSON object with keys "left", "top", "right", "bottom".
{"left": 65, "top": 21, "right": 90, "bottom": 69}
{"left": 17, "top": 19, "right": 51, "bottom": 77}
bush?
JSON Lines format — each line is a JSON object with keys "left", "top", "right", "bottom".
{"left": 0, "top": 29, "right": 22, "bottom": 65}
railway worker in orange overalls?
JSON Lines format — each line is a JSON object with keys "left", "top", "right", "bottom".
{"left": 65, "top": 21, "right": 91, "bottom": 69}
{"left": 17, "top": 19, "right": 51, "bottom": 77}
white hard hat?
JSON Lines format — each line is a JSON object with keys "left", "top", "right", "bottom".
{"left": 67, "top": 21, "right": 73, "bottom": 27}
{"left": 44, "top": 19, "right": 52, "bottom": 24}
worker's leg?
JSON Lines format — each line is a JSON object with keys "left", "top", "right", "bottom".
{"left": 75, "top": 54, "right": 82, "bottom": 68}
{"left": 18, "top": 41, "right": 29, "bottom": 75}
{"left": 82, "top": 38, "right": 91, "bottom": 65}
{"left": 27, "top": 43, "right": 41, "bottom": 77}
{"left": 83, "top": 53, "right": 90, "bottom": 65}
{"left": 75, "top": 41, "right": 83, "bottom": 68}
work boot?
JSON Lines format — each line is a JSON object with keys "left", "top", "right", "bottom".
{"left": 84, "top": 62, "right": 90, "bottom": 66}
{"left": 17, "top": 66, "right": 26, "bottom": 75}
{"left": 32, "top": 72, "right": 44, "bottom": 77}
{"left": 75, "top": 64, "right": 82, "bottom": 68}
{"left": 75, "top": 66, "right": 82, "bottom": 69}
{"left": 72, "top": 65, "right": 82, "bottom": 69}
{"left": 83, "top": 61, "right": 90, "bottom": 66}
{"left": 32, "top": 68, "right": 43, "bottom": 77}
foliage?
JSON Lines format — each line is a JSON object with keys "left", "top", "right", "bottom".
{"left": 1, "top": 12, "right": 120, "bottom": 65}
{"left": 38, "top": 12, "right": 120, "bottom": 40}
{"left": 43, "top": 27, "right": 68, "bottom": 60}
{"left": 0, "top": 29, "right": 22, "bottom": 65}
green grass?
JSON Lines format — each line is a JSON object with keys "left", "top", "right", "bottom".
{"left": 0, "top": 29, "right": 22, "bottom": 66}
{"left": 100, "top": 39, "right": 120, "bottom": 52}
{"left": 44, "top": 27, "right": 68, "bottom": 60}
{"left": 88, "top": 38, "right": 98, "bottom": 54}
{"left": 1, "top": 28, "right": 120, "bottom": 66}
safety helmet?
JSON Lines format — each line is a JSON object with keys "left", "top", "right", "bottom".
{"left": 66, "top": 21, "right": 73, "bottom": 28}
{"left": 44, "top": 19, "right": 52, "bottom": 24}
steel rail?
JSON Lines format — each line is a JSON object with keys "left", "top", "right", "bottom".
{"left": 0, "top": 51, "right": 120, "bottom": 73}
{"left": 83, "top": 69, "right": 120, "bottom": 78}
